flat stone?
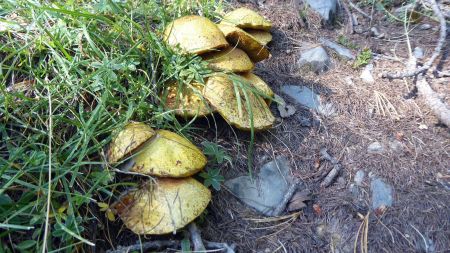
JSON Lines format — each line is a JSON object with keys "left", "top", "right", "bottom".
{"left": 281, "top": 85, "right": 321, "bottom": 110}
{"left": 354, "top": 170, "right": 365, "bottom": 186}
{"left": 360, "top": 64, "right": 375, "bottom": 84}
{"left": 413, "top": 47, "right": 424, "bottom": 59}
{"left": 297, "top": 46, "right": 332, "bottom": 74}
{"left": 305, "top": 0, "right": 337, "bottom": 23}
{"left": 419, "top": 23, "right": 432, "bottom": 30}
{"left": 367, "top": 141, "right": 384, "bottom": 154}
{"left": 225, "top": 157, "right": 294, "bottom": 216}
{"left": 320, "top": 38, "right": 355, "bottom": 60}
{"left": 370, "top": 178, "right": 393, "bottom": 211}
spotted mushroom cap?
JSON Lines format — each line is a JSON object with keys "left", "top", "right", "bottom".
{"left": 221, "top": 7, "right": 272, "bottom": 31}
{"left": 164, "top": 15, "right": 229, "bottom": 55}
{"left": 240, "top": 72, "right": 274, "bottom": 104}
{"left": 218, "top": 24, "right": 270, "bottom": 63}
{"left": 204, "top": 74, "right": 275, "bottom": 131}
{"left": 107, "top": 122, "right": 156, "bottom": 164}
{"left": 126, "top": 129, "right": 207, "bottom": 177}
{"left": 202, "top": 47, "right": 254, "bottom": 73}
{"left": 111, "top": 177, "right": 211, "bottom": 235}
{"left": 162, "top": 81, "right": 213, "bottom": 117}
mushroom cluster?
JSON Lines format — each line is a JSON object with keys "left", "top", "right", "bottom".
{"left": 108, "top": 122, "right": 211, "bottom": 235}
{"left": 162, "top": 7, "right": 275, "bottom": 131}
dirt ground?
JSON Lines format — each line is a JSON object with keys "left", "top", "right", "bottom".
{"left": 99, "top": 1, "right": 450, "bottom": 252}
{"left": 198, "top": 1, "right": 450, "bottom": 252}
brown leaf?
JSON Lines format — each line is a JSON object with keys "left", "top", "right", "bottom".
{"left": 287, "top": 189, "right": 311, "bottom": 212}
{"left": 313, "top": 204, "right": 322, "bottom": 216}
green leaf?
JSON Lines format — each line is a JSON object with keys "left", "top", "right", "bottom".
{"left": 15, "top": 240, "right": 36, "bottom": 250}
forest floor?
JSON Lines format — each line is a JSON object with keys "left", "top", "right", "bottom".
{"left": 193, "top": 1, "right": 450, "bottom": 252}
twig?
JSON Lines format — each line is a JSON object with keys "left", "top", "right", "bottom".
{"left": 272, "top": 180, "right": 300, "bottom": 216}
{"left": 382, "top": 0, "right": 447, "bottom": 79}
{"left": 106, "top": 240, "right": 180, "bottom": 253}
{"left": 416, "top": 75, "right": 450, "bottom": 127}
{"left": 188, "top": 223, "right": 206, "bottom": 252}
{"left": 319, "top": 148, "right": 342, "bottom": 188}
{"left": 341, "top": 0, "right": 354, "bottom": 34}
{"left": 42, "top": 85, "right": 53, "bottom": 253}
{"left": 348, "top": 0, "right": 371, "bottom": 20}
{"left": 204, "top": 241, "right": 236, "bottom": 253}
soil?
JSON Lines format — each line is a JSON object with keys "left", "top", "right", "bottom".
{"left": 99, "top": 1, "right": 450, "bottom": 252}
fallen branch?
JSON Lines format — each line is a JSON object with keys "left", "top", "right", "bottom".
{"left": 272, "top": 179, "right": 300, "bottom": 216}
{"left": 416, "top": 75, "right": 450, "bottom": 127}
{"left": 106, "top": 240, "right": 180, "bottom": 253}
{"left": 341, "top": 0, "right": 354, "bottom": 34}
{"left": 382, "top": 0, "right": 447, "bottom": 79}
{"left": 188, "top": 223, "right": 206, "bottom": 252}
{"left": 319, "top": 148, "right": 342, "bottom": 188}
{"left": 204, "top": 241, "right": 237, "bottom": 253}
{"left": 348, "top": 0, "right": 371, "bottom": 20}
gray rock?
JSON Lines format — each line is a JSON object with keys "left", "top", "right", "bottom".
{"left": 413, "top": 47, "right": 424, "bottom": 59}
{"left": 370, "top": 178, "right": 393, "bottom": 211}
{"left": 225, "top": 157, "right": 295, "bottom": 216}
{"left": 319, "top": 38, "right": 356, "bottom": 60}
{"left": 419, "top": 23, "right": 432, "bottom": 30}
{"left": 297, "top": 46, "right": 332, "bottom": 74}
{"left": 305, "top": 0, "right": 337, "bottom": 23}
{"left": 281, "top": 85, "right": 321, "bottom": 110}
{"left": 354, "top": 170, "right": 365, "bottom": 186}
{"left": 370, "top": 27, "right": 384, "bottom": 39}
{"left": 367, "top": 141, "right": 384, "bottom": 154}
{"left": 274, "top": 94, "right": 296, "bottom": 118}
{"left": 360, "top": 64, "right": 375, "bottom": 84}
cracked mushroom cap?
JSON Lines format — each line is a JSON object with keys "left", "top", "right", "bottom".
{"left": 218, "top": 24, "right": 270, "bottom": 63}
{"left": 107, "top": 122, "right": 156, "bottom": 164}
{"left": 111, "top": 177, "right": 211, "bottom": 235}
{"left": 163, "top": 15, "right": 229, "bottom": 55}
{"left": 125, "top": 129, "right": 207, "bottom": 177}
{"left": 202, "top": 47, "right": 254, "bottom": 73}
{"left": 240, "top": 72, "right": 274, "bottom": 104}
{"left": 244, "top": 29, "right": 272, "bottom": 45}
{"left": 221, "top": 7, "right": 272, "bottom": 31}
{"left": 204, "top": 74, "right": 275, "bottom": 131}
{"left": 162, "top": 81, "right": 213, "bottom": 117}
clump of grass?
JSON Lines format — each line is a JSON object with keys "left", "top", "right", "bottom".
{"left": 337, "top": 34, "right": 359, "bottom": 50}
{"left": 353, "top": 48, "right": 372, "bottom": 68}
{"left": 0, "top": 0, "right": 224, "bottom": 252}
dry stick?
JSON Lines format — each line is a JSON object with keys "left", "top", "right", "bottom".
{"left": 348, "top": 0, "right": 371, "bottom": 20}
{"left": 417, "top": 76, "right": 450, "bottom": 126}
{"left": 319, "top": 148, "right": 342, "bottom": 188}
{"left": 188, "top": 223, "right": 206, "bottom": 252}
{"left": 272, "top": 179, "right": 300, "bottom": 216}
{"left": 341, "top": 0, "right": 354, "bottom": 34}
{"left": 382, "top": 0, "right": 447, "bottom": 79}
{"left": 204, "top": 241, "right": 236, "bottom": 253}
{"left": 106, "top": 240, "right": 180, "bottom": 253}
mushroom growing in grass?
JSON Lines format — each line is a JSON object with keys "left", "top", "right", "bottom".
{"left": 221, "top": 7, "right": 272, "bottom": 31}
{"left": 203, "top": 74, "right": 275, "bottom": 131}
{"left": 162, "top": 81, "right": 213, "bottom": 117}
{"left": 111, "top": 177, "right": 211, "bottom": 235}
{"left": 244, "top": 29, "right": 272, "bottom": 45}
{"left": 202, "top": 47, "right": 254, "bottom": 73}
{"left": 107, "top": 122, "right": 211, "bottom": 235}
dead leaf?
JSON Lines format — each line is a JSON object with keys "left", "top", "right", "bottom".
{"left": 313, "top": 204, "right": 322, "bottom": 215}
{"left": 287, "top": 189, "right": 311, "bottom": 212}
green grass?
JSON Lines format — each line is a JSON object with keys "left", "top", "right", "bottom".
{"left": 0, "top": 0, "right": 225, "bottom": 252}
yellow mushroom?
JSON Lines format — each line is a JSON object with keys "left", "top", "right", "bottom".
{"left": 202, "top": 47, "right": 254, "bottom": 73}
{"left": 111, "top": 177, "right": 211, "bottom": 235}
{"left": 244, "top": 29, "right": 272, "bottom": 45}
{"left": 162, "top": 81, "right": 213, "bottom": 117}
{"left": 127, "top": 130, "right": 207, "bottom": 177}
{"left": 107, "top": 122, "right": 156, "bottom": 164}
{"left": 221, "top": 7, "right": 272, "bottom": 31}
{"left": 218, "top": 24, "right": 270, "bottom": 63}
{"left": 204, "top": 74, "right": 275, "bottom": 131}
{"left": 240, "top": 72, "right": 274, "bottom": 104}
{"left": 164, "top": 15, "right": 229, "bottom": 55}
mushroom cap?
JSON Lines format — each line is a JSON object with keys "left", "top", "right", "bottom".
{"left": 164, "top": 15, "right": 229, "bottom": 55}
{"left": 127, "top": 129, "right": 207, "bottom": 177}
{"left": 111, "top": 177, "right": 211, "bottom": 235}
{"left": 107, "top": 122, "right": 156, "bottom": 163}
{"left": 162, "top": 81, "right": 213, "bottom": 117}
{"left": 244, "top": 29, "right": 272, "bottom": 45}
{"left": 240, "top": 72, "right": 274, "bottom": 104}
{"left": 202, "top": 47, "right": 254, "bottom": 73}
{"left": 218, "top": 24, "right": 270, "bottom": 63}
{"left": 204, "top": 74, "right": 275, "bottom": 131}
{"left": 221, "top": 7, "right": 272, "bottom": 31}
